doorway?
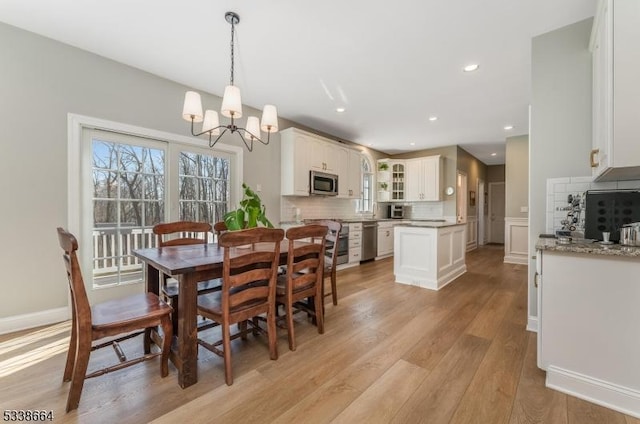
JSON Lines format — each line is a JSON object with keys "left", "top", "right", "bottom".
{"left": 488, "top": 182, "right": 505, "bottom": 244}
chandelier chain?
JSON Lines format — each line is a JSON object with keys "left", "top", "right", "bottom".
{"left": 229, "top": 16, "right": 235, "bottom": 85}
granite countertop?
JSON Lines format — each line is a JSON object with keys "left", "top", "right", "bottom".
{"left": 396, "top": 221, "right": 462, "bottom": 228}
{"left": 536, "top": 237, "right": 640, "bottom": 258}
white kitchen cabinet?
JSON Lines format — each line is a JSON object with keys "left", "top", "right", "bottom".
{"left": 590, "top": 0, "right": 640, "bottom": 181}
{"left": 405, "top": 155, "right": 442, "bottom": 201}
{"left": 308, "top": 135, "right": 337, "bottom": 173}
{"left": 281, "top": 127, "right": 361, "bottom": 197}
{"left": 377, "top": 221, "right": 395, "bottom": 257}
{"left": 537, "top": 248, "right": 640, "bottom": 416}
{"left": 346, "top": 149, "right": 362, "bottom": 199}
{"left": 394, "top": 224, "right": 466, "bottom": 290}
{"left": 348, "top": 223, "right": 362, "bottom": 264}
{"left": 280, "top": 128, "right": 310, "bottom": 196}
{"left": 391, "top": 161, "right": 405, "bottom": 201}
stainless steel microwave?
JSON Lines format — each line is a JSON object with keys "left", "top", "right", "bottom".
{"left": 309, "top": 170, "right": 338, "bottom": 196}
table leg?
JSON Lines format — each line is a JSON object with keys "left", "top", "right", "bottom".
{"left": 176, "top": 273, "right": 198, "bottom": 388}
{"left": 146, "top": 263, "right": 159, "bottom": 295}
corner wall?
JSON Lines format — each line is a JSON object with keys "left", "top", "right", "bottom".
{"left": 529, "top": 18, "right": 593, "bottom": 326}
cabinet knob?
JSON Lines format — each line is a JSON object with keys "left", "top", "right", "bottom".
{"left": 590, "top": 149, "right": 600, "bottom": 168}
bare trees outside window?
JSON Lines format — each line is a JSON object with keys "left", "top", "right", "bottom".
{"left": 91, "top": 138, "right": 230, "bottom": 287}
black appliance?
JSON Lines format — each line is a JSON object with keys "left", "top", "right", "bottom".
{"left": 584, "top": 190, "right": 640, "bottom": 242}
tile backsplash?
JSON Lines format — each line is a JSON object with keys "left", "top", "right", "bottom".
{"left": 280, "top": 196, "right": 445, "bottom": 223}
{"left": 546, "top": 176, "right": 640, "bottom": 234}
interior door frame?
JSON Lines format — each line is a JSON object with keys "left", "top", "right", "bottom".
{"left": 478, "top": 179, "right": 485, "bottom": 245}
{"left": 488, "top": 181, "right": 505, "bottom": 244}
{"left": 456, "top": 171, "right": 468, "bottom": 224}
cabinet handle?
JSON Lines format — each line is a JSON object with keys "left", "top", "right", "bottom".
{"left": 590, "top": 149, "right": 600, "bottom": 168}
{"left": 534, "top": 271, "right": 540, "bottom": 288}
{"left": 386, "top": 231, "right": 390, "bottom": 236}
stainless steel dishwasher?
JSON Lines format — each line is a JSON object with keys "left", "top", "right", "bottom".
{"left": 361, "top": 221, "right": 378, "bottom": 261}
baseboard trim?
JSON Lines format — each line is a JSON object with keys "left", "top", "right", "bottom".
{"left": 546, "top": 366, "right": 640, "bottom": 419}
{"left": 504, "top": 255, "right": 528, "bottom": 265}
{"left": 527, "top": 316, "right": 538, "bottom": 332}
{"left": 0, "top": 307, "right": 69, "bottom": 335}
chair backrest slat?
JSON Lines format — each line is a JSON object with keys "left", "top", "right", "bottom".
{"left": 219, "top": 228, "right": 285, "bottom": 312}
{"left": 153, "top": 221, "right": 212, "bottom": 247}
{"left": 284, "top": 224, "right": 327, "bottom": 297}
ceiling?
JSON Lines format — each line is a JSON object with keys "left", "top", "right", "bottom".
{"left": 0, "top": 0, "right": 597, "bottom": 165}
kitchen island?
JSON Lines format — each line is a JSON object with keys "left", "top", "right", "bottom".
{"left": 536, "top": 238, "right": 640, "bottom": 418}
{"left": 394, "top": 222, "right": 466, "bottom": 290}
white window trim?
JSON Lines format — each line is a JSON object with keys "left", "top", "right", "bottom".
{"left": 67, "top": 114, "right": 243, "bottom": 294}
{"left": 67, "top": 113, "right": 243, "bottom": 237}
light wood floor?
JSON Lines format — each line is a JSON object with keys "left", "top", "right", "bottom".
{"left": 2, "top": 245, "right": 638, "bottom": 423}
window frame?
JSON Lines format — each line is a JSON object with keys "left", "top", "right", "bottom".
{"left": 359, "top": 155, "right": 374, "bottom": 213}
{"left": 68, "top": 114, "right": 243, "bottom": 297}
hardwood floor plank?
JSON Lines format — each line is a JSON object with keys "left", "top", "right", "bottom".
{"left": 449, "top": 320, "right": 528, "bottom": 424}
{"left": 508, "top": 332, "right": 568, "bottom": 424}
{"left": 3, "top": 246, "right": 638, "bottom": 423}
{"left": 330, "top": 360, "right": 428, "bottom": 424}
{"left": 567, "top": 396, "right": 627, "bottom": 424}
{"left": 391, "top": 334, "right": 491, "bottom": 424}
{"left": 465, "top": 289, "right": 515, "bottom": 340}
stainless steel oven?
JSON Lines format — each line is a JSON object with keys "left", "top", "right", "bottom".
{"left": 335, "top": 225, "right": 349, "bottom": 265}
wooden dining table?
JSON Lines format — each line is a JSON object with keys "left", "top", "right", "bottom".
{"left": 132, "top": 240, "right": 301, "bottom": 388}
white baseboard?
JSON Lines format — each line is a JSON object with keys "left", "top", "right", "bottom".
{"left": 546, "top": 366, "right": 640, "bottom": 419}
{"left": 527, "top": 316, "right": 538, "bottom": 332}
{"left": 504, "top": 255, "right": 528, "bottom": 265}
{"left": 0, "top": 307, "right": 70, "bottom": 335}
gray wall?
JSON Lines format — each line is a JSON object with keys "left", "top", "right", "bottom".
{"left": 530, "top": 18, "right": 593, "bottom": 319}
{"left": 505, "top": 135, "right": 529, "bottom": 218}
{"left": 0, "top": 22, "right": 379, "bottom": 319}
{"left": 487, "top": 165, "right": 505, "bottom": 183}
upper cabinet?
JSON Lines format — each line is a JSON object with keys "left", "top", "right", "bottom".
{"left": 391, "top": 161, "right": 406, "bottom": 201}
{"left": 405, "top": 156, "right": 442, "bottom": 201}
{"left": 590, "top": 0, "right": 640, "bottom": 181}
{"left": 281, "top": 127, "right": 362, "bottom": 197}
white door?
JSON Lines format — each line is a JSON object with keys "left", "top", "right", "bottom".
{"left": 456, "top": 171, "right": 467, "bottom": 224}
{"left": 489, "top": 182, "right": 505, "bottom": 244}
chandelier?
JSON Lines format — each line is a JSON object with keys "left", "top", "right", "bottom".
{"left": 181, "top": 11, "right": 278, "bottom": 152}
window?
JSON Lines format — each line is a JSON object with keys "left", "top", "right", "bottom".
{"left": 360, "top": 156, "right": 373, "bottom": 212}
{"left": 74, "top": 119, "right": 239, "bottom": 294}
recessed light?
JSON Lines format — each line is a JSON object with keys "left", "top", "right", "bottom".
{"left": 410, "top": 142, "right": 416, "bottom": 146}
{"left": 491, "top": 153, "right": 497, "bottom": 157}
{"left": 463, "top": 63, "right": 479, "bottom": 72}
{"left": 428, "top": 116, "right": 438, "bottom": 121}
{"left": 367, "top": 143, "right": 373, "bottom": 147}
{"left": 336, "top": 107, "right": 345, "bottom": 113}
{"left": 504, "top": 125, "right": 514, "bottom": 130}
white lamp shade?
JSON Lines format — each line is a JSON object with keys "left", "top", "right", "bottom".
{"left": 202, "top": 110, "right": 220, "bottom": 135}
{"left": 260, "top": 105, "right": 278, "bottom": 133}
{"left": 221, "top": 85, "right": 242, "bottom": 118}
{"left": 245, "top": 116, "right": 260, "bottom": 140}
{"left": 183, "top": 91, "right": 203, "bottom": 122}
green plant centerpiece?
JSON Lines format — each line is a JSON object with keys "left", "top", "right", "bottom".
{"left": 378, "top": 162, "right": 389, "bottom": 171}
{"left": 223, "top": 183, "right": 274, "bottom": 231}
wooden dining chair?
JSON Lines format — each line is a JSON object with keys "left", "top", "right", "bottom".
{"left": 197, "top": 227, "right": 284, "bottom": 385}
{"left": 57, "top": 228, "right": 172, "bottom": 412}
{"left": 153, "top": 221, "right": 221, "bottom": 334}
{"left": 313, "top": 220, "right": 342, "bottom": 306}
{"left": 213, "top": 221, "right": 228, "bottom": 239}
{"left": 277, "top": 224, "right": 328, "bottom": 351}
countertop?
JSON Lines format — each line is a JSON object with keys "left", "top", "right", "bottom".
{"left": 279, "top": 218, "right": 449, "bottom": 225}
{"left": 536, "top": 237, "right": 640, "bottom": 258}
{"left": 395, "top": 221, "right": 463, "bottom": 228}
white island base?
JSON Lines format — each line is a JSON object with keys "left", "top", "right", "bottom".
{"left": 394, "top": 223, "right": 466, "bottom": 290}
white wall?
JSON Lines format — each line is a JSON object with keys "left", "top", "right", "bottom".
{"left": 529, "top": 18, "right": 594, "bottom": 322}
